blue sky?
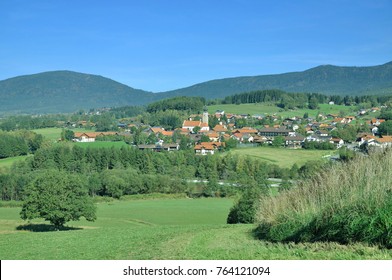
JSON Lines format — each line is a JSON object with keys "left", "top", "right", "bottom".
{"left": 1, "top": 0, "right": 391, "bottom": 92}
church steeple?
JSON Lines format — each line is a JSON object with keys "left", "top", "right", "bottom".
{"left": 202, "top": 106, "right": 208, "bottom": 125}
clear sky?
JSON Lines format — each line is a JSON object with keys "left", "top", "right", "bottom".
{"left": 1, "top": 0, "right": 391, "bottom": 92}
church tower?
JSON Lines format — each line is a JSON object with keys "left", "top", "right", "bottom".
{"left": 202, "top": 106, "right": 209, "bottom": 125}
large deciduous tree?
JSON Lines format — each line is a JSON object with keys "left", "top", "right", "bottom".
{"left": 379, "top": 120, "right": 392, "bottom": 136}
{"left": 20, "top": 170, "right": 96, "bottom": 229}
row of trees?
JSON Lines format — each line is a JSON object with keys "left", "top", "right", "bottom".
{"left": 146, "top": 96, "right": 205, "bottom": 113}
{"left": 220, "top": 89, "right": 392, "bottom": 109}
{"left": 221, "top": 90, "right": 327, "bottom": 109}
{"left": 1, "top": 143, "right": 297, "bottom": 201}
{"left": 0, "top": 130, "right": 43, "bottom": 159}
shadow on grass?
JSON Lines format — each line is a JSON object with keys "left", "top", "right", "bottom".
{"left": 16, "top": 224, "right": 83, "bottom": 232}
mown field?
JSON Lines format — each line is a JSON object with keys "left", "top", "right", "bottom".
{"left": 229, "top": 146, "right": 335, "bottom": 168}
{"left": 0, "top": 155, "right": 30, "bottom": 169}
{"left": 208, "top": 103, "right": 357, "bottom": 118}
{"left": 73, "top": 141, "right": 129, "bottom": 149}
{"left": 32, "top": 127, "right": 90, "bottom": 141}
{"left": 1, "top": 197, "right": 391, "bottom": 260}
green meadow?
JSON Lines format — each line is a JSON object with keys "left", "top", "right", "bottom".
{"left": 73, "top": 141, "right": 129, "bottom": 149}
{"left": 1, "top": 197, "right": 391, "bottom": 260}
{"left": 32, "top": 127, "right": 92, "bottom": 141}
{"left": 229, "top": 146, "right": 335, "bottom": 168}
{"left": 0, "top": 155, "right": 30, "bottom": 170}
{"left": 208, "top": 103, "right": 357, "bottom": 118}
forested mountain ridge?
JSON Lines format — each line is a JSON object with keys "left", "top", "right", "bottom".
{"left": 1, "top": 62, "right": 392, "bottom": 115}
{"left": 159, "top": 61, "right": 392, "bottom": 99}
{"left": 0, "top": 71, "right": 156, "bottom": 114}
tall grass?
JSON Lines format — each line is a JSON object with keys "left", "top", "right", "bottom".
{"left": 255, "top": 149, "right": 392, "bottom": 248}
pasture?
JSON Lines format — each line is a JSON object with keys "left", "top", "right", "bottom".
{"left": 229, "top": 146, "right": 335, "bottom": 168}
{"left": 33, "top": 127, "right": 91, "bottom": 141}
{"left": 0, "top": 155, "right": 31, "bottom": 174}
{"left": 0, "top": 155, "right": 30, "bottom": 170}
{"left": 208, "top": 103, "right": 356, "bottom": 118}
{"left": 73, "top": 141, "right": 129, "bottom": 149}
{"left": 1, "top": 197, "right": 391, "bottom": 260}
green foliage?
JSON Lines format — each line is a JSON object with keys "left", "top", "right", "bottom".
{"left": 109, "top": 105, "right": 146, "bottom": 119}
{"left": 255, "top": 149, "right": 392, "bottom": 249}
{"left": 224, "top": 138, "right": 238, "bottom": 150}
{"left": 338, "top": 147, "right": 356, "bottom": 161}
{"left": 0, "top": 71, "right": 155, "bottom": 114}
{"left": 308, "top": 96, "right": 319, "bottom": 109}
{"left": 0, "top": 131, "right": 30, "bottom": 158}
{"left": 302, "top": 141, "right": 335, "bottom": 150}
{"left": 200, "top": 134, "right": 210, "bottom": 142}
{"left": 146, "top": 96, "right": 205, "bottom": 113}
{"left": 147, "top": 110, "right": 185, "bottom": 130}
{"left": 272, "top": 136, "right": 285, "bottom": 147}
{"left": 0, "top": 115, "right": 58, "bottom": 130}
{"left": 378, "top": 108, "right": 392, "bottom": 120}
{"left": 61, "top": 129, "right": 75, "bottom": 141}
{"left": 227, "top": 187, "right": 264, "bottom": 224}
{"left": 92, "top": 113, "right": 117, "bottom": 132}
{"left": 378, "top": 120, "right": 392, "bottom": 136}
{"left": 330, "top": 125, "right": 358, "bottom": 142}
{"left": 162, "top": 62, "right": 392, "bottom": 101}
{"left": 20, "top": 170, "right": 96, "bottom": 228}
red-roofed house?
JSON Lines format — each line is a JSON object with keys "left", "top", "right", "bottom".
{"left": 182, "top": 120, "right": 209, "bottom": 132}
{"left": 194, "top": 142, "right": 225, "bottom": 155}
{"left": 73, "top": 132, "right": 118, "bottom": 142}
{"left": 213, "top": 124, "right": 228, "bottom": 133}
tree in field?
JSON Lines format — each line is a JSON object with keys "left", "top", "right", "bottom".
{"left": 379, "top": 120, "right": 392, "bottom": 136}
{"left": 20, "top": 170, "right": 96, "bottom": 229}
{"left": 308, "top": 96, "right": 319, "bottom": 109}
{"left": 272, "top": 136, "right": 285, "bottom": 147}
{"left": 227, "top": 185, "right": 263, "bottom": 224}
{"left": 61, "top": 129, "right": 75, "bottom": 141}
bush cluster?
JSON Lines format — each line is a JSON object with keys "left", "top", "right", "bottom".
{"left": 255, "top": 150, "right": 392, "bottom": 248}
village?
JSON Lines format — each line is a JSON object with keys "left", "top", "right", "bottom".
{"left": 70, "top": 105, "right": 392, "bottom": 155}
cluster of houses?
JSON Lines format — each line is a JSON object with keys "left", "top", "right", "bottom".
{"left": 71, "top": 106, "right": 392, "bottom": 155}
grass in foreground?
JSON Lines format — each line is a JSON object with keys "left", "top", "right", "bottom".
{"left": 228, "top": 146, "right": 334, "bottom": 168}
{"left": 1, "top": 197, "right": 391, "bottom": 260}
{"left": 256, "top": 150, "right": 392, "bottom": 249}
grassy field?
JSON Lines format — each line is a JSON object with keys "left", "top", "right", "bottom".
{"left": 229, "top": 146, "right": 335, "bottom": 168}
{"left": 0, "top": 155, "right": 30, "bottom": 168}
{"left": 33, "top": 127, "right": 92, "bottom": 141}
{"left": 73, "top": 141, "right": 129, "bottom": 149}
{"left": 1, "top": 197, "right": 391, "bottom": 260}
{"left": 0, "top": 155, "right": 30, "bottom": 173}
{"left": 208, "top": 103, "right": 357, "bottom": 118}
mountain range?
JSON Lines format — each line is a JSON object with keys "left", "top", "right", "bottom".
{"left": 159, "top": 61, "right": 392, "bottom": 99}
{"left": 1, "top": 61, "right": 392, "bottom": 114}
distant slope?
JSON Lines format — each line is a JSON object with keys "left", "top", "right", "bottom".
{"left": 160, "top": 61, "right": 392, "bottom": 99}
{"left": 2, "top": 62, "right": 392, "bottom": 115}
{"left": 0, "top": 71, "right": 156, "bottom": 114}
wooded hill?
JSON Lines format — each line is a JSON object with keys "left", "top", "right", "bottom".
{"left": 0, "top": 71, "right": 157, "bottom": 115}
{"left": 1, "top": 61, "right": 392, "bottom": 115}
{"left": 160, "top": 61, "right": 392, "bottom": 99}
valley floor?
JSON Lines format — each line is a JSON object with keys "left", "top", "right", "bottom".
{"left": 0, "top": 198, "right": 391, "bottom": 260}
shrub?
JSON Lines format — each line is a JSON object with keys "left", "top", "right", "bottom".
{"left": 255, "top": 150, "right": 392, "bottom": 248}
{"left": 227, "top": 187, "right": 263, "bottom": 224}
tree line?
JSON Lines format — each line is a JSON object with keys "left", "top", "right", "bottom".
{"left": 219, "top": 89, "right": 392, "bottom": 108}
{"left": 0, "top": 143, "right": 299, "bottom": 201}
{"left": 146, "top": 96, "right": 205, "bottom": 113}
{"left": 0, "top": 130, "right": 43, "bottom": 159}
